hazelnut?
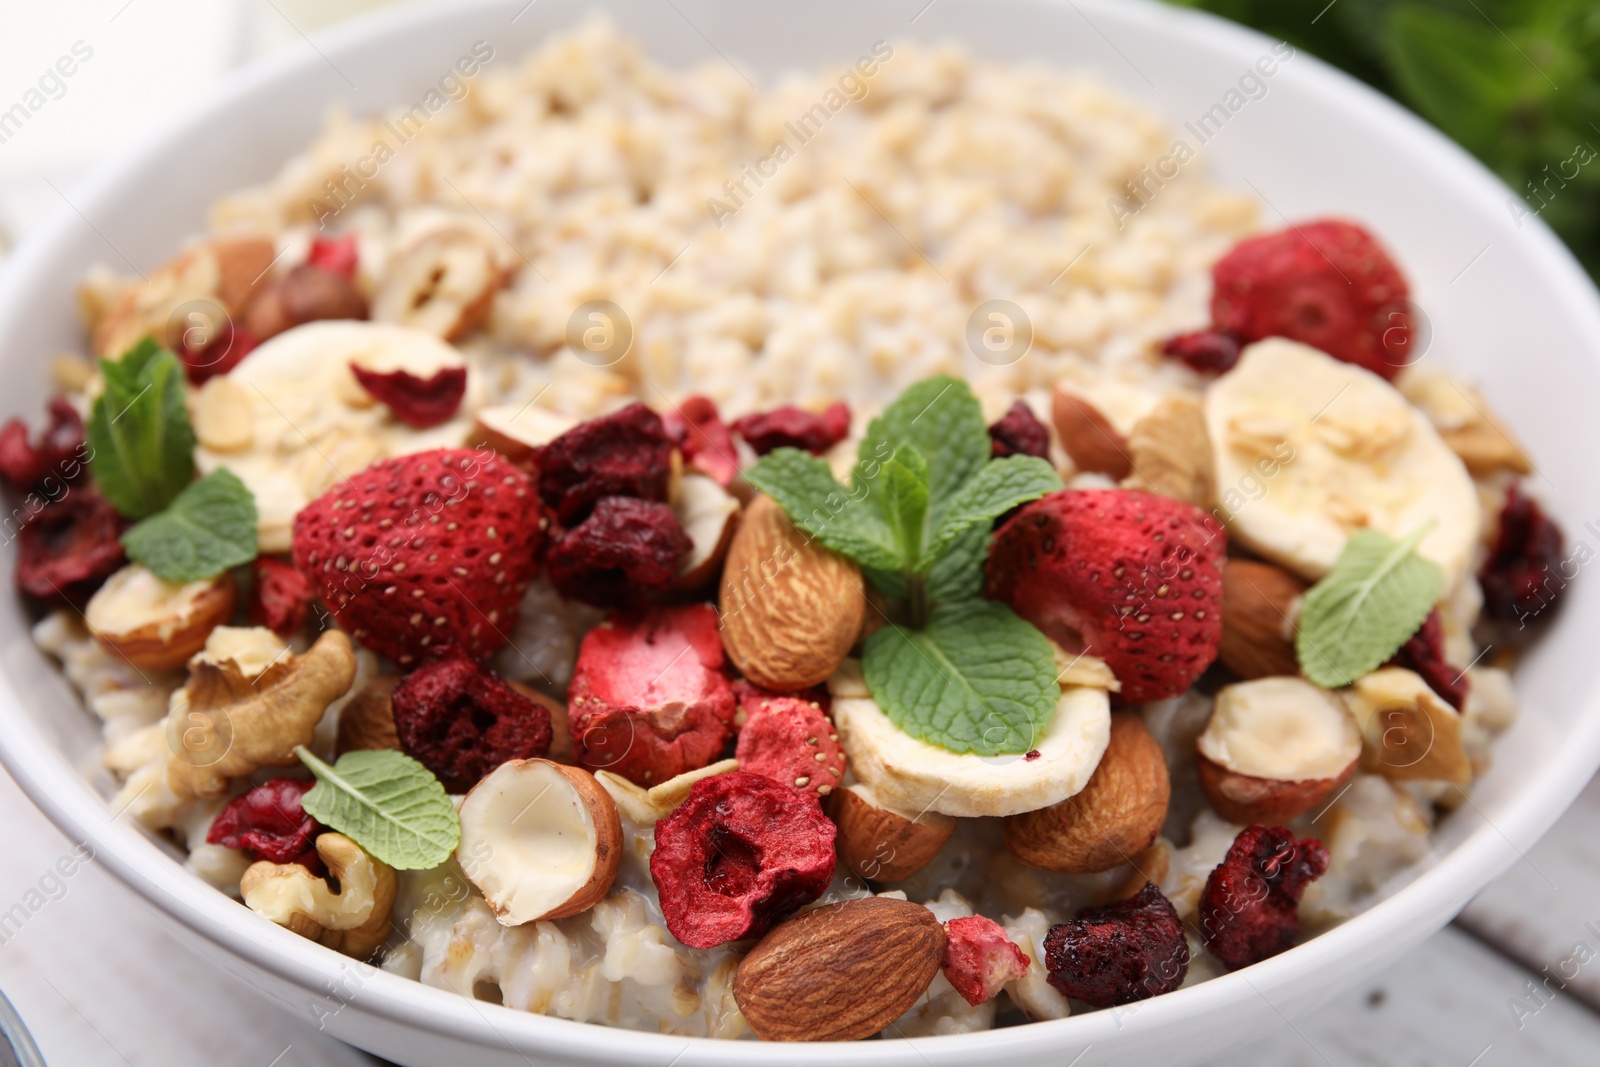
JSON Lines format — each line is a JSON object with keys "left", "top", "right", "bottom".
{"left": 671, "top": 472, "right": 740, "bottom": 590}
{"left": 85, "top": 564, "right": 237, "bottom": 671}
{"left": 831, "top": 782, "right": 955, "bottom": 882}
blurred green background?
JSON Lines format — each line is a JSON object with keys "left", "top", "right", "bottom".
{"left": 1168, "top": 0, "right": 1600, "bottom": 280}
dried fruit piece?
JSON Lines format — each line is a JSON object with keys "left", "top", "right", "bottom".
{"left": 733, "top": 402, "right": 850, "bottom": 456}
{"left": 1480, "top": 483, "right": 1566, "bottom": 626}
{"left": 206, "top": 778, "right": 323, "bottom": 863}
{"left": 942, "top": 914, "right": 1031, "bottom": 1006}
{"left": 532, "top": 403, "right": 674, "bottom": 525}
{"left": 663, "top": 395, "right": 739, "bottom": 486}
{"left": 0, "top": 396, "right": 86, "bottom": 491}
{"left": 987, "top": 400, "right": 1050, "bottom": 459}
{"left": 244, "top": 264, "right": 370, "bottom": 341}
{"left": 391, "top": 653, "right": 553, "bottom": 793}
{"left": 249, "top": 558, "right": 315, "bottom": 637}
{"left": 1199, "top": 825, "right": 1329, "bottom": 971}
{"left": 546, "top": 496, "right": 692, "bottom": 607}
{"left": 307, "top": 234, "right": 360, "bottom": 279}
{"left": 734, "top": 692, "right": 847, "bottom": 798}
{"left": 174, "top": 320, "right": 260, "bottom": 385}
{"left": 15, "top": 492, "right": 126, "bottom": 606}
{"left": 1043, "top": 882, "right": 1189, "bottom": 1007}
{"left": 350, "top": 364, "right": 467, "bottom": 429}
{"left": 1160, "top": 328, "right": 1241, "bottom": 375}
{"left": 567, "top": 604, "right": 736, "bottom": 785}
{"left": 649, "top": 770, "right": 836, "bottom": 949}
{"left": 1387, "top": 610, "right": 1467, "bottom": 710}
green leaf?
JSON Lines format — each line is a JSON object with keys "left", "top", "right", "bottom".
{"left": 863, "top": 599, "right": 1060, "bottom": 756}
{"left": 922, "top": 455, "right": 1062, "bottom": 563}
{"left": 851, "top": 375, "right": 990, "bottom": 536}
{"left": 742, "top": 447, "right": 905, "bottom": 571}
{"left": 1296, "top": 526, "right": 1445, "bottom": 688}
{"left": 878, "top": 452, "right": 930, "bottom": 564}
{"left": 121, "top": 469, "right": 258, "bottom": 582}
{"left": 295, "top": 746, "right": 461, "bottom": 871}
{"left": 87, "top": 340, "right": 196, "bottom": 519}
{"left": 926, "top": 523, "right": 990, "bottom": 604}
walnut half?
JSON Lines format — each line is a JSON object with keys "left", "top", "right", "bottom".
{"left": 240, "top": 832, "right": 396, "bottom": 959}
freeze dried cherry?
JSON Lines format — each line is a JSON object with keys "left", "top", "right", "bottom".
{"left": 307, "top": 234, "right": 360, "bottom": 279}
{"left": 250, "top": 558, "right": 315, "bottom": 637}
{"left": 1160, "top": 328, "right": 1242, "bottom": 375}
{"left": 732, "top": 402, "right": 850, "bottom": 456}
{"left": 206, "top": 778, "right": 324, "bottom": 863}
{"left": 988, "top": 400, "right": 1050, "bottom": 459}
{"left": 352, "top": 365, "right": 467, "bottom": 429}
{"left": 649, "top": 771, "right": 836, "bottom": 949}
{"left": 545, "top": 496, "right": 691, "bottom": 608}
{"left": 1043, "top": 883, "right": 1189, "bottom": 1007}
{"left": 175, "top": 320, "right": 260, "bottom": 385}
{"left": 0, "top": 396, "right": 87, "bottom": 492}
{"left": 733, "top": 693, "right": 846, "bottom": 798}
{"left": 532, "top": 402, "right": 674, "bottom": 524}
{"left": 1480, "top": 483, "right": 1566, "bottom": 627}
{"left": 942, "top": 915, "right": 1030, "bottom": 1006}
{"left": 663, "top": 395, "right": 739, "bottom": 487}
{"left": 392, "top": 653, "right": 552, "bottom": 793}
{"left": 15, "top": 492, "right": 126, "bottom": 606}
{"left": 1388, "top": 610, "right": 1468, "bottom": 710}
{"left": 1199, "top": 825, "right": 1328, "bottom": 971}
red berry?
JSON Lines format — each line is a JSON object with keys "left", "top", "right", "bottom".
{"left": 1160, "top": 328, "right": 1242, "bottom": 375}
{"left": 1210, "top": 219, "right": 1413, "bottom": 380}
{"left": 175, "top": 320, "right": 260, "bottom": 385}
{"left": 0, "top": 396, "right": 86, "bottom": 491}
{"left": 733, "top": 692, "right": 846, "bottom": 797}
{"left": 15, "top": 492, "right": 126, "bottom": 607}
{"left": 732, "top": 402, "right": 850, "bottom": 456}
{"left": 1387, "top": 609, "right": 1468, "bottom": 710}
{"left": 545, "top": 496, "right": 691, "bottom": 608}
{"left": 307, "top": 234, "right": 360, "bottom": 279}
{"left": 942, "top": 915, "right": 1030, "bottom": 1006}
{"left": 291, "top": 448, "right": 546, "bottom": 665}
{"left": 1199, "top": 825, "right": 1328, "bottom": 971}
{"left": 1043, "top": 883, "right": 1189, "bottom": 1007}
{"left": 662, "top": 395, "right": 739, "bottom": 487}
{"left": 351, "top": 365, "right": 467, "bottom": 429}
{"left": 206, "top": 778, "right": 323, "bottom": 863}
{"left": 986, "top": 489, "right": 1225, "bottom": 704}
{"left": 532, "top": 403, "right": 673, "bottom": 525}
{"left": 1480, "top": 483, "right": 1566, "bottom": 626}
{"left": 391, "top": 653, "right": 552, "bottom": 793}
{"left": 250, "top": 558, "right": 316, "bottom": 637}
{"left": 988, "top": 400, "right": 1050, "bottom": 459}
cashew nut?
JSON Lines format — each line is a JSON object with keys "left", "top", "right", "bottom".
{"left": 240, "top": 832, "right": 397, "bottom": 959}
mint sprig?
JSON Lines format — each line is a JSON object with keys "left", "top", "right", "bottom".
{"left": 1296, "top": 525, "right": 1445, "bottom": 688}
{"left": 296, "top": 746, "right": 461, "bottom": 871}
{"left": 87, "top": 339, "right": 195, "bottom": 519}
{"left": 121, "top": 469, "right": 258, "bottom": 582}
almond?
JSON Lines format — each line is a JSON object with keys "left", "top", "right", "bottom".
{"left": 1218, "top": 559, "right": 1305, "bottom": 679}
{"left": 733, "top": 897, "right": 945, "bottom": 1042}
{"left": 1052, "top": 387, "right": 1131, "bottom": 478}
{"left": 335, "top": 676, "right": 401, "bottom": 756}
{"left": 719, "top": 495, "right": 864, "bottom": 690}
{"left": 831, "top": 782, "right": 955, "bottom": 882}
{"left": 85, "top": 565, "right": 237, "bottom": 672}
{"left": 1002, "top": 712, "right": 1168, "bottom": 874}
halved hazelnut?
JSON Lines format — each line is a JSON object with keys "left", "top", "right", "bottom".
{"left": 1342, "top": 667, "right": 1471, "bottom": 784}
{"left": 1052, "top": 387, "right": 1131, "bottom": 478}
{"left": 1218, "top": 560, "right": 1305, "bottom": 679}
{"left": 372, "top": 222, "right": 503, "bottom": 340}
{"left": 456, "top": 758, "right": 622, "bottom": 925}
{"left": 672, "top": 472, "right": 740, "bottom": 590}
{"left": 85, "top": 564, "right": 237, "bottom": 671}
{"left": 1196, "top": 676, "right": 1361, "bottom": 823}
{"left": 469, "top": 404, "right": 577, "bottom": 467}
{"left": 831, "top": 781, "right": 955, "bottom": 882}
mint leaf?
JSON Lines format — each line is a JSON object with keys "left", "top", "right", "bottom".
{"left": 1296, "top": 526, "right": 1445, "bottom": 688}
{"left": 923, "top": 454, "right": 1061, "bottom": 563}
{"left": 742, "top": 447, "right": 904, "bottom": 571}
{"left": 296, "top": 746, "right": 461, "bottom": 870}
{"left": 863, "top": 599, "right": 1059, "bottom": 755}
{"left": 927, "top": 523, "right": 989, "bottom": 604}
{"left": 878, "top": 452, "right": 930, "bottom": 564}
{"left": 121, "top": 469, "right": 258, "bottom": 581}
{"left": 88, "top": 340, "right": 196, "bottom": 519}
{"left": 852, "top": 376, "right": 990, "bottom": 535}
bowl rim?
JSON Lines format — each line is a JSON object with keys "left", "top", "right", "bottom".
{"left": 3, "top": 0, "right": 1600, "bottom": 1062}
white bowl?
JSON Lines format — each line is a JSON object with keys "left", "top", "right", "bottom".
{"left": 3, "top": 1, "right": 1599, "bottom": 1064}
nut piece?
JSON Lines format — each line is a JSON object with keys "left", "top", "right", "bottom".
{"left": 672, "top": 472, "right": 741, "bottom": 589}
{"left": 85, "top": 564, "right": 237, "bottom": 671}
{"left": 469, "top": 404, "right": 577, "bottom": 467}
{"left": 595, "top": 758, "right": 740, "bottom": 825}
{"left": 335, "top": 675, "right": 401, "bottom": 756}
{"left": 1003, "top": 712, "right": 1169, "bottom": 874}
{"left": 240, "top": 832, "right": 397, "bottom": 959}
{"left": 1052, "top": 387, "right": 1131, "bottom": 478}
{"left": 1398, "top": 364, "right": 1532, "bottom": 476}
{"left": 720, "top": 495, "right": 864, "bottom": 689}
{"left": 1121, "top": 393, "right": 1214, "bottom": 506}
{"left": 456, "top": 759, "right": 622, "bottom": 925}
{"left": 1218, "top": 560, "right": 1306, "bottom": 679}
{"left": 1342, "top": 667, "right": 1471, "bottom": 784}
{"left": 93, "top": 236, "right": 276, "bottom": 358}
{"left": 1196, "top": 676, "right": 1361, "bottom": 823}
{"left": 192, "top": 375, "right": 256, "bottom": 453}
{"left": 832, "top": 782, "right": 956, "bottom": 882}
{"left": 734, "top": 897, "right": 946, "bottom": 1042}
{"left": 371, "top": 221, "right": 503, "bottom": 340}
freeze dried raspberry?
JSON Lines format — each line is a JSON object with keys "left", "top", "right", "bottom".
{"left": 250, "top": 558, "right": 315, "bottom": 637}
{"left": 1199, "top": 825, "right": 1329, "bottom": 971}
{"left": 988, "top": 400, "right": 1050, "bottom": 459}
{"left": 545, "top": 496, "right": 691, "bottom": 608}
{"left": 206, "top": 778, "right": 324, "bottom": 863}
{"left": 0, "top": 396, "right": 86, "bottom": 491}
{"left": 15, "top": 492, "right": 126, "bottom": 606}
{"left": 391, "top": 653, "right": 553, "bottom": 793}
{"left": 663, "top": 395, "right": 739, "bottom": 487}
{"left": 1388, "top": 610, "right": 1468, "bottom": 710}
{"left": 1480, "top": 483, "right": 1566, "bottom": 626}
{"left": 532, "top": 403, "right": 674, "bottom": 524}
{"left": 307, "top": 234, "right": 360, "bottom": 279}
{"left": 649, "top": 771, "right": 836, "bottom": 948}
{"left": 351, "top": 365, "right": 467, "bottom": 429}
{"left": 175, "top": 320, "right": 260, "bottom": 385}
{"left": 1210, "top": 220, "right": 1412, "bottom": 380}
{"left": 732, "top": 402, "right": 850, "bottom": 456}
{"left": 734, "top": 693, "right": 846, "bottom": 797}
{"left": 1043, "top": 883, "right": 1189, "bottom": 1007}
{"left": 942, "top": 915, "right": 1030, "bottom": 1006}
{"left": 568, "top": 603, "right": 736, "bottom": 785}
{"left": 1160, "top": 328, "right": 1242, "bottom": 375}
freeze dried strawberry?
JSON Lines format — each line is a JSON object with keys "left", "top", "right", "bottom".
{"left": 988, "top": 400, "right": 1050, "bottom": 459}
{"left": 1210, "top": 219, "right": 1412, "bottom": 380}
{"left": 733, "top": 692, "right": 846, "bottom": 797}
{"left": 1387, "top": 610, "right": 1468, "bottom": 710}
{"left": 545, "top": 496, "right": 691, "bottom": 608}
{"left": 391, "top": 653, "right": 552, "bottom": 793}
{"left": 0, "top": 396, "right": 86, "bottom": 491}
{"left": 532, "top": 403, "right": 673, "bottom": 524}
{"left": 1199, "top": 825, "right": 1328, "bottom": 971}
{"left": 1043, "top": 883, "right": 1188, "bottom": 1007}
{"left": 567, "top": 603, "right": 736, "bottom": 785}
{"left": 307, "top": 233, "right": 360, "bottom": 279}
{"left": 175, "top": 320, "right": 260, "bottom": 385}
{"left": 663, "top": 395, "right": 739, "bottom": 487}
{"left": 650, "top": 770, "right": 836, "bottom": 948}
{"left": 351, "top": 365, "right": 467, "bottom": 429}
{"left": 250, "top": 558, "right": 315, "bottom": 637}
{"left": 987, "top": 489, "right": 1225, "bottom": 704}
{"left": 732, "top": 402, "right": 850, "bottom": 456}
{"left": 291, "top": 448, "right": 546, "bottom": 665}
{"left": 15, "top": 492, "right": 126, "bottom": 606}
{"left": 942, "top": 915, "right": 1030, "bottom": 1006}
{"left": 1480, "top": 483, "right": 1566, "bottom": 627}
{"left": 206, "top": 778, "right": 324, "bottom": 863}
{"left": 731, "top": 678, "right": 831, "bottom": 719}
{"left": 1160, "top": 328, "right": 1242, "bottom": 375}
